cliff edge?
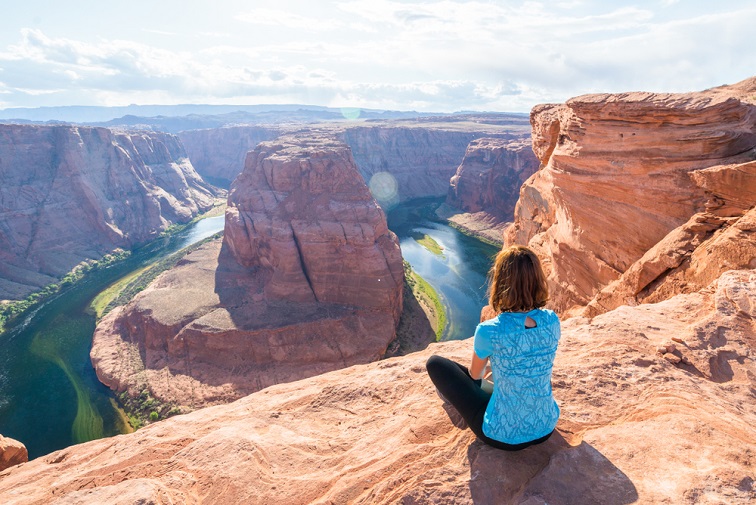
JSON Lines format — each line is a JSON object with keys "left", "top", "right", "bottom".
{"left": 0, "top": 125, "right": 217, "bottom": 301}
{"left": 4, "top": 269, "right": 754, "bottom": 504}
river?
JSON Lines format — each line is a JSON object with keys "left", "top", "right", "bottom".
{"left": 388, "top": 199, "right": 500, "bottom": 341}
{"left": 0, "top": 216, "right": 225, "bottom": 459}
{"left": 0, "top": 200, "right": 497, "bottom": 459}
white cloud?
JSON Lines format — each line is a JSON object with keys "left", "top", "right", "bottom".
{"left": 0, "top": 1, "right": 755, "bottom": 112}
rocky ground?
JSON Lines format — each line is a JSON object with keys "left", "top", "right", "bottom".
{"left": 1, "top": 269, "right": 753, "bottom": 504}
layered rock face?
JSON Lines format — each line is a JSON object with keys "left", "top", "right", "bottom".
{"left": 0, "top": 125, "right": 217, "bottom": 300}
{"left": 448, "top": 138, "right": 539, "bottom": 218}
{"left": 176, "top": 119, "right": 529, "bottom": 204}
{"left": 178, "top": 126, "right": 281, "bottom": 186}
{"left": 444, "top": 137, "right": 539, "bottom": 244}
{"left": 342, "top": 125, "right": 519, "bottom": 205}
{"left": 224, "top": 135, "right": 404, "bottom": 313}
{"left": 92, "top": 135, "right": 403, "bottom": 409}
{"left": 5, "top": 269, "right": 754, "bottom": 504}
{"left": 507, "top": 78, "right": 756, "bottom": 314}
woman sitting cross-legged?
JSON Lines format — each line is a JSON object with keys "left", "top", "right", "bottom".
{"left": 426, "top": 244, "right": 561, "bottom": 450}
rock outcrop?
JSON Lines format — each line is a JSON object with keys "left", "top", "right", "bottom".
{"left": 448, "top": 138, "right": 539, "bottom": 219}
{"left": 444, "top": 137, "right": 539, "bottom": 244}
{"left": 0, "top": 125, "right": 218, "bottom": 300}
{"left": 0, "top": 435, "right": 27, "bottom": 471}
{"left": 91, "top": 135, "right": 403, "bottom": 410}
{"left": 507, "top": 77, "right": 756, "bottom": 314}
{"left": 5, "top": 269, "right": 754, "bottom": 504}
{"left": 178, "top": 126, "right": 281, "bottom": 186}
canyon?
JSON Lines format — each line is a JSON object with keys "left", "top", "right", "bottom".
{"left": 90, "top": 134, "right": 404, "bottom": 410}
{"left": 176, "top": 116, "right": 531, "bottom": 203}
{"left": 0, "top": 125, "right": 218, "bottom": 301}
{"left": 1, "top": 77, "right": 754, "bottom": 504}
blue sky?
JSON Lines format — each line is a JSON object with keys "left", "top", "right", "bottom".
{"left": 0, "top": 0, "right": 754, "bottom": 112}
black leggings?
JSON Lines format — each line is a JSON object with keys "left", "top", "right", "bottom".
{"left": 425, "top": 355, "right": 552, "bottom": 451}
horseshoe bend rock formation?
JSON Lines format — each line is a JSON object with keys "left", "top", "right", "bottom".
{"left": 508, "top": 77, "right": 756, "bottom": 315}
{"left": 92, "top": 135, "right": 403, "bottom": 409}
{"left": 7, "top": 269, "right": 755, "bottom": 504}
{"left": 444, "top": 137, "right": 539, "bottom": 244}
{"left": 0, "top": 124, "right": 217, "bottom": 301}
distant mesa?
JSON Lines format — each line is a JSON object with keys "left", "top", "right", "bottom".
{"left": 0, "top": 124, "right": 218, "bottom": 301}
{"left": 91, "top": 133, "right": 404, "bottom": 410}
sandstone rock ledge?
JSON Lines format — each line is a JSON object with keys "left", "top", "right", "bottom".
{"left": 8, "top": 269, "right": 754, "bottom": 504}
{"left": 508, "top": 77, "right": 756, "bottom": 315}
{"left": 92, "top": 135, "right": 403, "bottom": 411}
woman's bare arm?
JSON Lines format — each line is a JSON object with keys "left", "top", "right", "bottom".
{"left": 469, "top": 351, "right": 489, "bottom": 380}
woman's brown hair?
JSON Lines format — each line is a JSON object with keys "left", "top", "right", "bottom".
{"left": 488, "top": 245, "right": 549, "bottom": 313}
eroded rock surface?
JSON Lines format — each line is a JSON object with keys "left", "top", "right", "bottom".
{"left": 445, "top": 137, "right": 539, "bottom": 244}
{"left": 0, "top": 435, "right": 27, "bottom": 471}
{"left": 7, "top": 270, "right": 755, "bottom": 504}
{"left": 0, "top": 125, "right": 217, "bottom": 300}
{"left": 179, "top": 126, "right": 281, "bottom": 186}
{"left": 507, "top": 77, "right": 756, "bottom": 314}
{"left": 92, "top": 135, "right": 403, "bottom": 410}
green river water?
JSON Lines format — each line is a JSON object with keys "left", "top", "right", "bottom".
{"left": 0, "top": 199, "right": 498, "bottom": 460}
{"left": 0, "top": 216, "right": 225, "bottom": 459}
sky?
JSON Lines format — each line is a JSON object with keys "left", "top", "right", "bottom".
{"left": 0, "top": 0, "right": 754, "bottom": 113}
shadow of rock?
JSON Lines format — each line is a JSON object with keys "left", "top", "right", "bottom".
{"left": 467, "top": 432, "right": 638, "bottom": 505}
{"left": 385, "top": 280, "right": 436, "bottom": 357}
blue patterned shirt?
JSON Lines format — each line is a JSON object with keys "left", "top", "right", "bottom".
{"left": 473, "top": 309, "right": 561, "bottom": 444}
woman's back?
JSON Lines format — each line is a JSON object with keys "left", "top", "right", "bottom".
{"left": 474, "top": 309, "right": 560, "bottom": 445}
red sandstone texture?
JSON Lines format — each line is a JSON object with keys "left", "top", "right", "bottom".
{"left": 341, "top": 123, "right": 523, "bottom": 205}
{"left": 444, "top": 137, "right": 539, "bottom": 244}
{"left": 0, "top": 125, "right": 217, "bottom": 300}
{"left": 448, "top": 137, "right": 539, "bottom": 219}
{"left": 91, "top": 135, "right": 403, "bottom": 410}
{"left": 0, "top": 435, "right": 27, "bottom": 471}
{"left": 4, "top": 269, "right": 754, "bottom": 504}
{"left": 507, "top": 77, "right": 756, "bottom": 315}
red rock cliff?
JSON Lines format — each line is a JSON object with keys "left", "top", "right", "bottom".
{"left": 91, "top": 134, "right": 403, "bottom": 409}
{"left": 341, "top": 124, "right": 524, "bottom": 205}
{"left": 0, "top": 125, "right": 217, "bottom": 300}
{"left": 447, "top": 138, "right": 539, "bottom": 220}
{"left": 176, "top": 118, "right": 529, "bottom": 203}
{"left": 508, "top": 77, "right": 756, "bottom": 314}
{"left": 178, "top": 126, "right": 281, "bottom": 186}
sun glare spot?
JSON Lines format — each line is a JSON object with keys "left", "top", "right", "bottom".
{"left": 368, "top": 171, "right": 399, "bottom": 207}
